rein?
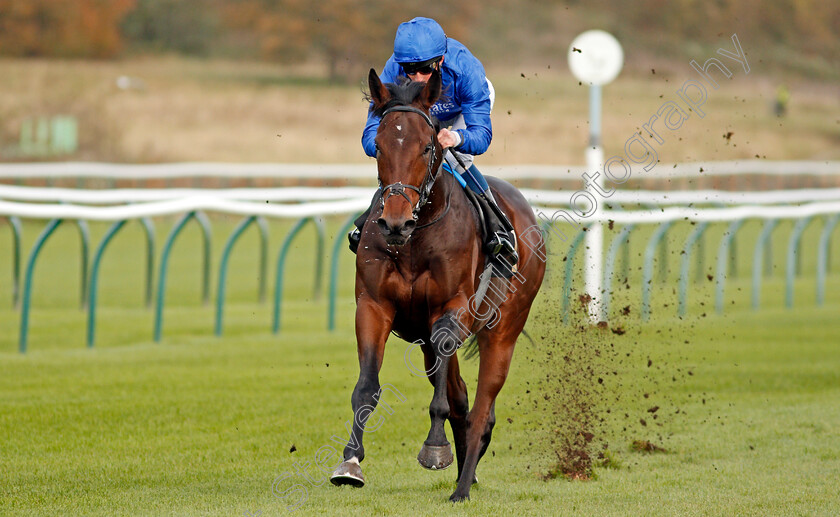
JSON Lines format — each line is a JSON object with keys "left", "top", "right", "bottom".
{"left": 415, "top": 188, "right": 452, "bottom": 230}
{"left": 378, "top": 105, "right": 446, "bottom": 225}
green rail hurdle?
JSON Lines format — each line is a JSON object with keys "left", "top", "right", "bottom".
{"left": 562, "top": 228, "right": 588, "bottom": 324}
{"left": 87, "top": 220, "right": 127, "bottom": 348}
{"left": 74, "top": 219, "right": 90, "bottom": 309}
{"left": 194, "top": 211, "right": 213, "bottom": 305}
{"left": 86, "top": 218, "right": 156, "bottom": 348}
{"left": 4, "top": 216, "right": 23, "bottom": 308}
{"left": 215, "top": 215, "right": 270, "bottom": 336}
{"left": 729, "top": 227, "right": 738, "bottom": 278}
{"left": 751, "top": 219, "right": 779, "bottom": 309}
{"left": 677, "top": 221, "right": 710, "bottom": 317}
{"left": 715, "top": 219, "right": 746, "bottom": 314}
{"left": 140, "top": 217, "right": 156, "bottom": 308}
{"left": 154, "top": 211, "right": 212, "bottom": 343}
{"left": 272, "top": 217, "right": 325, "bottom": 334}
{"left": 695, "top": 230, "right": 706, "bottom": 283}
{"left": 18, "top": 219, "right": 63, "bottom": 353}
{"left": 795, "top": 224, "right": 805, "bottom": 277}
{"left": 711, "top": 203, "right": 739, "bottom": 280}
{"left": 601, "top": 222, "right": 635, "bottom": 320}
{"left": 600, "top": 205, "right": 631, "bottom": 282}
{"left": 641, "top": 221, "right": 675, "bottom": 321}
{"left": 621, "top": 224, "right": 631, "bottom": 280}
{"left": 785, "top": 216, "right": 814, "bottom": 308}
{"left": 621, "top": 215, "right": 638, "bottom": 281}
{"left": 658, "top": 224, "right": 669, "bottom": 283}
{"left": 537, "top": 218, "right": 558, "bottom": 285}
{"left": 829, "top": 217, "right": 835, "bottom": 275}
{"left": 763, "top": 225, "right": 774, "bottom": 277}
{"left": 312, "top": 217, "right": 326, "bottom": 299}
{"left": 256, "top": 216, "right": 270, "bottom": 303}
{"left": 536, "top": 217, "right": 585, "bottom": 321}
{"left": 816, "top": 213, "right": 840, "bottom": 306}
{"left": 641, "top": 203, "right": 670, "bottom": 284}
{"left": 328, "top": 213, "right": 361, "bottom": 331}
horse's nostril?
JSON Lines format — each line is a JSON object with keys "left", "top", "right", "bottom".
{"left": 378, "top": 217, "right": 414, "bottom": 240}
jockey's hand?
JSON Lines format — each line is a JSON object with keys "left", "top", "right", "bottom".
{"left": 437, "top": 128, "right": 461, "bottom": 149}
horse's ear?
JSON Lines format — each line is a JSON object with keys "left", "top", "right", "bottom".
{"left": 418, "top": 68, "right": 442, "bottom": 110}
{"left": 368, "top": 68, "right": 390, "bottom": 110}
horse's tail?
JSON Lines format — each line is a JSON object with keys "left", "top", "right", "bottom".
{"left": 460, "top": 334, "right": 480, "bottom": 361}
{"left": 460, "top": 328, "right": 534, "bottom": 361}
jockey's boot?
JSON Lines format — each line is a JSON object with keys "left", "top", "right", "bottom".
{"left": 482, "top": 188, "right": 519, "bottom": 268}
{"left": 457, "top": 163, "right": 519, "bottom": 270}
{"left": 348, "top": 188, "right": 382, "bottom": 254}
{"left": 472, "top": 186, "right": 518, "bottom": 270}
{"left": 347, "top": 227, "right": 362, "bottom": 254}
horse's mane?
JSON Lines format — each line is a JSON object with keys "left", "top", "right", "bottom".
{"left": 367, "top": 76, "right": 447, "bottom": 129}
{"left": 369, "top": 77, "right": 427, "bottom": 117}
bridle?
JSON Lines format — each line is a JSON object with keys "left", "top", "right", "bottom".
{"left": 377, "top": 105, "right": 444, "bottom": 221}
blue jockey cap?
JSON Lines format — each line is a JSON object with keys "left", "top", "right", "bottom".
{"left": 393, "top": 17, "right": 447, "bottom": 64}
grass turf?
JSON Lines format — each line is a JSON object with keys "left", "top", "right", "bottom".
{"left": 1, "top": 218, "right": 840, "bottom": 515}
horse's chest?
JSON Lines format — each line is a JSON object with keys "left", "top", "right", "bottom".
{"left": 388, "top": 270, "right": 443, "bottom": 309}
{"left": 376, "top": 260, "right": 456, "bottom": 313}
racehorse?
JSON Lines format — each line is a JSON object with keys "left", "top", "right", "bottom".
{"left": 330, "top": 68, "right": 546, "bottom": 502}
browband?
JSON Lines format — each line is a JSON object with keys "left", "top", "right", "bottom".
{"left": 381, "top": 105, "right": 435, "bottom": 129}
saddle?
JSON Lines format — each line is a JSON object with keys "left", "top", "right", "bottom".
{"left": 459, "top": 186, "right": 518, "bottom": 280}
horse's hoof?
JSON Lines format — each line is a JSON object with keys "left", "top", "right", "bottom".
{"left": 330, "top": 461, "right": 365, "bottom": 488}
{"left": 417, "top": 443, "right": 453, "bottom": 470}
{"left": 449, "top": 491, "right": 470, "bottom": 503}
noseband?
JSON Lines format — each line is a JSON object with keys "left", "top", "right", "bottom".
{"left": 378, "top": 105, "right": 442, "bottom": 219}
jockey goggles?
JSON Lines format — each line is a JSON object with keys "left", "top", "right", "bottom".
{"left": 401, "top": 57, "right": 442, "bottom": 76}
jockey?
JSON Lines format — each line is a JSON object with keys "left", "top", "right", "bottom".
{"left": 349, "top": 16, "right": 518, "bottom": 267}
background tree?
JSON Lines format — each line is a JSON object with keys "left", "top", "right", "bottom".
{"left": 220, "top": 0, "right": 480, "bottom": 81}
{"left": 121, "top": 0, "right": 220, "bottom": 55}
{"left": 0, "top": 0, "right": 835, "bottom": 81}
{"left": 0, "top": 0, "right": 136, "bottom": 58}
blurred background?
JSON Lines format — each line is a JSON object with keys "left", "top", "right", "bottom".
{"left": 2, "top": 6, "right": 840, "bottom": 513}
{"left": 0, "top": 0, "right": 837, "bottom": 165}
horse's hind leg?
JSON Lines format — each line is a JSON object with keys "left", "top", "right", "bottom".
{"left": 449, "top": 329, "right": 518, "bottom": 502}
{"left": 446, "top": 354, "right": 470, "bottom": 481}
{"left": 417, "top": 310, "right": 467, "bottom": 471}
{"left": 477, "top": 400, "right": 496, "bottom": 463}
{"left": 419, "top": 347, "right": 469, "bottom": 477}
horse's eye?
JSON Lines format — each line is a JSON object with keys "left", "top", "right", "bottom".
{"left": 424, "top": 144, "right": 433, "bottom": 155}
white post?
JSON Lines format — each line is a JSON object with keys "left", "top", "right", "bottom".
{"left": 584, "top": 84, "right": 604, "bottom": 322}
{"left": 568, "top": 31, "right": 623, "bottom": 324}
{"left": 584, "top": 147, "right": 604, "bottom": 321}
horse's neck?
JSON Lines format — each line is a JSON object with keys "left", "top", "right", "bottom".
{"left": 420, "top": 169, "right": 455, "bottom": 223}
{"left": 383, "top": 171, "right": 480, "bottom": 284}
{"left": 417, "top": 171, "right": 480, "bottom": 251}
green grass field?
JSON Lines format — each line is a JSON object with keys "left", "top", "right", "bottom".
{"left": 2, "top": 217, "right": 840, "bottom": 515}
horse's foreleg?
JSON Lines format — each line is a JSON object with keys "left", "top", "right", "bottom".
{"left": 330, "top": 296, "right": 394, "bottom": 488}
{"left": 449, "top": 334, "right": 515, "bottom": 502}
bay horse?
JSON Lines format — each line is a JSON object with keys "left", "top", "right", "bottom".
{"left": 330, "top": 68, "right": 546, "bottom": 502}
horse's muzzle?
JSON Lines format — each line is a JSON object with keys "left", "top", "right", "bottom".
{"left": 377, "top": 217, "right": 416, "bottom": 246}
